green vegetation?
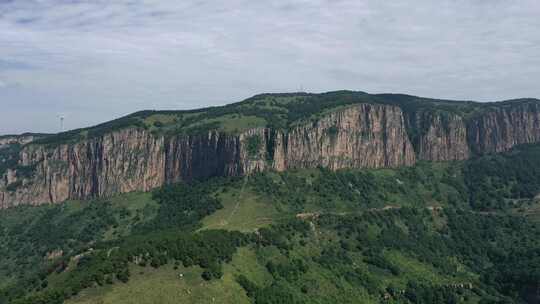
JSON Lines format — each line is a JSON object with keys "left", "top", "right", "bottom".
{"left": 66, "top": 248, "right": 268, "bottom": 304}
{"left": 5, "top": 180, "right": 23, "bottom": 192}
{"left": 3, "top": 144, "right": 540, "bottom": 303}
{"left": 249, "top": 162, "right": 468, "bottom": 213}
{"left": 464, "top": 144, "right": 540, "bottom": 210}
{"left": 0, "top": 159, "right": 36, "bottom": 192}
{"left": 67, "top": 263, "right": 251, "bottom": 304}
{"left": 327, "top": 125, "right": 339, "bottom": 139}
{"left": 234, "top": 209, "right": 531, "bottom": 303}
{"left": 0, "top": 201, "right": 120, "bottom": 301}
{"left": 246, "top": 135, "right": 263, "bottom": 158}
{"left": 0, "top": 143, "right": 22, "bottom": 175}
{"left": 32, "top": 116, "right": 147, "bottom": 147}
{"left": 135, "top": 179, "right": 227, "bottom": 232}
{"left": 201, "top": 185, "right": 280, "bottom": 232}
{"left": 187, "top": 114, "right": 267, "bottom": 134}
{"left": 244, "top": 143, "right": 540, "bottom": 213}
{"left": 1, "top": 179, "right": 248, "bottom": 304}
{"left": 14, "top": 164, "right": 36, "bottom": 179}
{"left": 0, "top": 192, "right": 159, "bottom": 302}
{"left": 20, "top": 91, "right": 539, "bottom": 149}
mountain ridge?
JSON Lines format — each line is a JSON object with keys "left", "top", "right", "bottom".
{"left": 2, "top": 90, "right": 540, "bottom": 208}
{"left": 4, "top": 90, "right": 539, "bottom": 140}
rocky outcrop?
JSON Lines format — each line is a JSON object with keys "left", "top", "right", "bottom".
{"left": 0, "top": 104, "right": 415, "bottom": 207}
{"left": 164, "top": 128, "right": 268, "bottom": 183}
{"left": 0, "top": 128, "right": 276, "bottom": 208}
{"left": 0, "top": 134, "right": 38, "bottom": 149}
{"left": 413, "top": 111, "right": 470, "bottom": 161}
{"left": 468, "top": 102, "right": 540, "bottom": 154}
{"left": 277, "top": 104, "right": 416, "bottom": 170}
{"left": 2, "top": 100, "right": 540, "bottom": 208}
{"left": 1, "top": 129, "right": 166, "bottom": 207}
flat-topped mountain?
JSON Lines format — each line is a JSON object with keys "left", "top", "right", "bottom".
{"left": 2, "top": 91, "right": 540, "bottom": 208}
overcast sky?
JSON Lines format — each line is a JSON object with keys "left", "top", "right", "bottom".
{"left": 1, "top": 0, "right": 539, "bottom": 134}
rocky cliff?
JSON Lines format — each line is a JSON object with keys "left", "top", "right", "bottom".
{"left": 1, "top": 129, "right": 165, "bottom": 207}
{"left": 2, "top": 97, "right": 540, "bottom": 208}
{"left": 277, "top": 104, "right": 416, "bottom": 170}
{"left": 412, "top": 111, "right": 470, "bottom": 161}
{"left": 0, "top": 134, "right": 40, "bottom": 148}
{"left": 467, "top": 102, "right": 540, "bottom": 154}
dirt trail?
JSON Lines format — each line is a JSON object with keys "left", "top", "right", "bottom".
{"left": 223, "top": 176, "right": 249, "bottom": 225}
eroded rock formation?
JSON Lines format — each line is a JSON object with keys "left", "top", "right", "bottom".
{"left": 2, "top": 100, "right": 540, "bottom": 208}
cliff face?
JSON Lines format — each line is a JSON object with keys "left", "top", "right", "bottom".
{"left": 1, "top": 129, "right": 166, "bottom": 207}
{"left": 468, "top": 103, "right": 540, "bottom": 154}
{"left": 413, "top": 111, "right": 470, "bottom": 161}
{"left": 164, "top": 128, "right": 268, "bottom": 183}
{"left": 0, "top": 104, "right": 414, "bottom": 207}
{"left": 2, "top": 101, "right": 540, "bottom": 208}
{"left": 0, "top": 127, "right": 275, "bottom": 208}
{"left": 278, "top": 104, "right": 416, "bottom": 170}
{"left": 0, "top": 134, "right": 38, "bottom": 148}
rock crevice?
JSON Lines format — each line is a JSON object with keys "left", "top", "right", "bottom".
{"left": 2, "top": 102, "right": 540, "bottom": 208}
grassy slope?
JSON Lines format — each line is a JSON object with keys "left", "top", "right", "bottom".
{"left": 63, "top": 163, "right": 483, "bottom": 304}
{"left": 67, "top": 214, "right": 475, "bottom": 304}
{"left": 0, "top": 191, "right": 159, "bottom": 299}
{"left": 27, "top": 90, "right": 540, "bottom": 149}
{"left": 5, "top": 144, "right": 540, "bottom": 303}
{"left": 201, "top": 187, "right": 280, "bottom": 232}
{"left": 63, "top": 178, "right": 286, "bottom": 303}
{"left": 68, "top": 261, "right": 251, "bottom": 304}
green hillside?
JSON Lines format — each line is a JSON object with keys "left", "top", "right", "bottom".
{"left": 28, "top": 91, "right": 540, "bottom": 148}
{"left": 2, "top": 143, "right": 540, "bottom": 303}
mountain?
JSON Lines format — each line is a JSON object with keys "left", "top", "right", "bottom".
{"left": 3, "top": 91, "right": 540, "bottom": 304}
{"left": 2, "top": 91, "right": 540, "bottom": 208}
{"left": 2, "top": 142, "right": 540, "bottom": 304}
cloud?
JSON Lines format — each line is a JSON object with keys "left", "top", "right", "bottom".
{"left": 0, "top": 59, "right": 35, "bottom": 70}
{"left": 0, "top": 0, "right": 539, "bottom": 134}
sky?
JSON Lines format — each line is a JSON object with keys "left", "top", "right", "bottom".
{"left": 1, "top": 0, "right": 540, "bottom": 134}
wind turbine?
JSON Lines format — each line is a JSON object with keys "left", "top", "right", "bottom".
{"left": 58, "top": 114, "right": 66, "bottom": 132}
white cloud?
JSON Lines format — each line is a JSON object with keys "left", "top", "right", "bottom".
{"left": 0, "top": 0, "right": 540, "bottom": 134}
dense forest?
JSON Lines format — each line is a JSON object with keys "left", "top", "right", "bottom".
{"left": 238, "top": 208, "right": 540, "bottom": 303}
{"left": 1, "top": 143, "right": 540, "bottom": 303}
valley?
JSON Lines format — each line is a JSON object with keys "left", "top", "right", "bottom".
{"left": 2, "top": 92, "right": 540, "bottom": 303}
{"left": 2, "top": 142, "right": 540, "bottom": 303}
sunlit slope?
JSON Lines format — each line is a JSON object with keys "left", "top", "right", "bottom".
{"left": 4, "top": 143, "right": 540, "bottom": 303}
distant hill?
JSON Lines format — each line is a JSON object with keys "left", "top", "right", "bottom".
{"left": 2, "top": 90, "right": 540, "bottom": 208}
{"left": 2, "top": 91, "right": 540, "bottom": 304}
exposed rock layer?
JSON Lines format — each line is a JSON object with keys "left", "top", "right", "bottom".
{"left": 0, "top": 134, "right": 37, "bottom": 148}
{"left": 2, "top": 101, "right": 540, "bottom": 208}
{"left": 413, "top": 111, "right": 470, "bottom": 161}
{"left": 280, "top": 104, "right": 416, "bottom": 170}
{"left": 467, "top": 103, "right": 540, "bottom": 154}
